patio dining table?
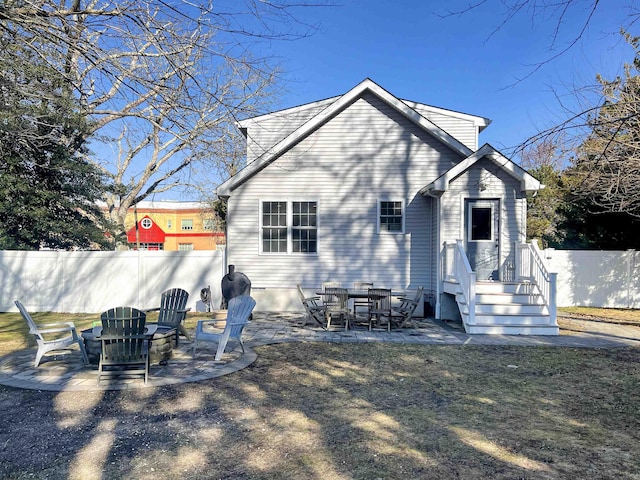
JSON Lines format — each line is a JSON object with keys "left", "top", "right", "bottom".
{"left": 315, "top": 289, "right": 406, "bottom": 317}
{"left": 315, "top": 289, "right": 406, "bottom": 299}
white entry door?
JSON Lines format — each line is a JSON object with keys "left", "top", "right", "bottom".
{"left": 465, "top": 199, "right": 500, "bottom": 280}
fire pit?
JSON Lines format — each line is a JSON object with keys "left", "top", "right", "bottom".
{"left": 81, "top": 325, "right": 176, "bottom": 365}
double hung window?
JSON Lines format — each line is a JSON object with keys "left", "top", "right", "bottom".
{"left": 378, "top": 200, "right": 404, "bottom": 233}
{"left": 262, "top": 201, "right": 317, "bottom": 254}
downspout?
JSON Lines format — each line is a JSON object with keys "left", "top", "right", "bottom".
{"left": 435, "top": 194, "right": 442, "bottom": 319}
{"left": 220, "top": 196, "right": 230, "bottom": 280}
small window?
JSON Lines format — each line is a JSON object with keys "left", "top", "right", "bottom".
{"left": 140, "top": 218, "right": 152, "bottom": 229}
{"left": 203, "top": 219, "right": 215, "bottom": 231}
{"left": 178, "top": 243, "right": 194, "bottom": 251}
{"left": 181, "top": 219, "right": 193, "bottom": 230}
{"left": 167, "top": 219, "right": 172, "bottom": 229}
{"left": 379, "top": 201, "right": 403, "bottom": 233}
{"left": 470, "top": 206, "right": 492, "bottom": 241}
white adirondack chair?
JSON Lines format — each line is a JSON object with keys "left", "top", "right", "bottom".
{"left": 15, "top": 300, "right": 89, "bottom": 367}
{"left": 192, "top": 295, "right": 256, "bottom": 361}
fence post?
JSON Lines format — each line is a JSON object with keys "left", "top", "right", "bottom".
{"left": 626, "top": 250, "right": 634, "bottom": 309}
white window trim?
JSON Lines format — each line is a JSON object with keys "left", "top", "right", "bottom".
{"left": 259, "top": 200, "right": 319, "bottom": 255}
{"left": 377, "top": 199, "right": 405, "bottom": 234}
{"left": 467, "top": 201, "right": 495, "bottom": 242}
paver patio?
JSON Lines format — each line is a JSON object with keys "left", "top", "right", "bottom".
{"left": 1, "top": 312, "right": 638, "bottom": 392}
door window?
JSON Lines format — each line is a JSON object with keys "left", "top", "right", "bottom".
{"left": 469, "top": 206, "right": 493, "bottom": 241}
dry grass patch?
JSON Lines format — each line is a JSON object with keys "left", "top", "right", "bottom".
{"left": 559, "top": 306, "right": 640, "bottom": 325}
{"left": 1, "top": 341, "right": 639, "bottom": 479}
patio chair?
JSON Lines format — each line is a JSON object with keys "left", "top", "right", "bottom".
{"left": 15, "top": 300, "right": 89, "bottom": 367}
{"left": 144, "top": 288, "right": 191, "bottom": 345}
{"left": 367, "top": 288, "right": 392, "bottom": 331}
{"left": 297, "top": 285, "right": 327, "bottom": 329}
{"left": 391, "top": 286, "right": 424, "bottom": 329}
{"left": 352, "top": 281, "right": 374, "bottom": 321}
{"left": 324, "top": 287, "right": 350, "bottom": 331}
{"left": 98, "top": 307, "right": 151, "bottom": 385}
{"left": 192, "top": 295, "right": 256, "bottom": 361}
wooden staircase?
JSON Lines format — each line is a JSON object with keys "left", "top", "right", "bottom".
{"left": 443, "top": 280, "right": 559, "bottom": 335}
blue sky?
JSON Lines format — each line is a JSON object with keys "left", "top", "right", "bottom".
{"left": 263, "top": 0, "right": 636, "bottom": 155}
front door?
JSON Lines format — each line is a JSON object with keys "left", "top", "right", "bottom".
{"left": 465, "top": 199, "right": 500, "bottom": 280}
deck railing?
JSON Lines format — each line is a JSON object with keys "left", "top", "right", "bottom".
{"left": 515, "top": 240, "right": 557, "bottom": 324}
{"left": 443, "top": 239, "right": 557, "bottom": 325}
{"left": 442, "top": 240, "right": 476, "bottom": 325}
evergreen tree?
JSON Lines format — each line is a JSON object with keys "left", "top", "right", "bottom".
{"left": 0, "top": 37, "right": 114, "bottom": 250}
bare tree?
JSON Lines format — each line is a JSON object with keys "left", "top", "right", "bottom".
{"left": 437, "top": 1, "right": 639, "bottom": 85}
{"left": 569, "top": 45, "right": 640, "bottom": 217}
{"left": 0, "top": 0, "right": 324, "bottom": 233}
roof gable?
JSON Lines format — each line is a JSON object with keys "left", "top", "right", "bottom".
{"left": 420, "top": 144, "right": 542, "bottom": 195}
{"left": 126, "top": 215, "right": 166, "bottom": 244}
{"left": 218, "top": 78, "right": 476, "bottom": 197}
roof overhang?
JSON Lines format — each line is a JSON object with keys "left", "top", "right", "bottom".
{"left": 419, "top": 143, "right": 542, "bottom": 196}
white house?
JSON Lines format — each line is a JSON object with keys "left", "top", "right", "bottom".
{"left": 217, "top": 78, "right": 558, "bottom": 335}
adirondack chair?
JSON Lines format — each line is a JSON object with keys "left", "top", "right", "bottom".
{"left": 192, "top": 295, "right": 256, "bottom": 361}
{"left": 391, "top": 286, "right": 424, "bottom": 329}
{"left": 15, "top": 300, "right": 89, "bottom": 367}
{"left": 145, "top": 288, "right": 191, "bottom": 345}
{"left": 98, "top": 307, "right": 152, "bottom": 385}
{"left": 296, "top": 284, "right": 327, "bottom": 329}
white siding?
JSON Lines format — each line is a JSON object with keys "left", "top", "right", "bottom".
{"left": 227, "top": 92, "right": 463, "bottom": 296}
{"left": 243, "top": 99, "right": 336, "bottom": 163}
{"left": 244, "top": 96, "right": 483, "bottom": 163}
{"left": 402, "top": 101, "right": 483, "bottom": 151}
{"left": 439, "top": 158, "right": 527, "bottom": 278}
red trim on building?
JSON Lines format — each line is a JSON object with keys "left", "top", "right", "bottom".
{"left": 164, "top": 232, "right": 225, "bottom": 238}
{"left": 126, "top": 216, "right": 166, "bottom": 243}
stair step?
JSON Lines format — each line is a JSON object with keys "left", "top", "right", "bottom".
{"left": 475, "top": 304, "right": 548, "bottom": 315}
{"left": 474, "top": 282, "right": 537, "bottom": 295}
{"left": 448, "top": 279, "right": 557, "bottom": 336}
{"left": 476, "top": 293, "right": 544, "bottom": 305}
{"left": 473, "top": 313, "right": 552, "bottom": 325}
{"left": 465, "top": 324, "right": 559, "bottom": 335}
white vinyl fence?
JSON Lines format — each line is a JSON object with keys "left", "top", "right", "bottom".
{"left": 1, "top": 248, "right": 639, "bottom": 313}
{"left": 0, "top": 250, "right": 226, "bottom": 313}
{"left": 544, "top": 249, "right": 640, "bottom": 309}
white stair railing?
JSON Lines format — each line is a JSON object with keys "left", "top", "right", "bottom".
{"left": 515, "top": 240, "right": 557, "bottom": 324}
{"left": 453, "top": 240, "right": 475, "bottom": 325}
